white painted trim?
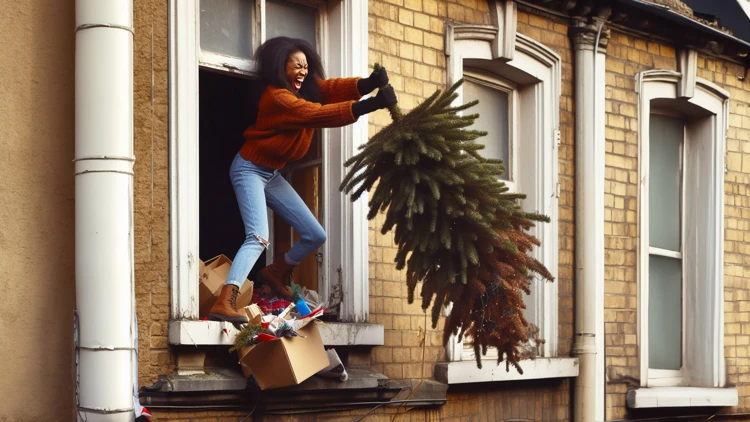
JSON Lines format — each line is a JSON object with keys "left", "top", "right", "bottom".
{"left": 169, "top": 0, "right": 369, "bottom": 322}
{"left": 198, "top": 51, "right": 257, "bottom": 75}
{"left": 489, "top": 0, "right": 516, "bottom": 61}
{"left": 435, "top": 358, "right": 579, "bottom": 384}
{"left": 649, "top": 247, "right": 682, "bottom": 259}
{"left": 168, "top": 320, "right": 384, "bottom": 346}
{"left": 571, "top": 31, "right": 607, "bottom": 422}
{"left": 323, "top": 0, "right": 369, "bottom": 322}
{"left": 627, "top": 387, "right": 738, "bottom": 408}
{"left": 445, "top": 25, "right": 560, "bottom": 359}
{"left": 677, "top": 49, "right": 697, "bottom": 99}
{"left": 636, "top": 71, "right": 728, "bottom": 388}
{"left": 169, "top": 0, "right": 201, "bottom": 320}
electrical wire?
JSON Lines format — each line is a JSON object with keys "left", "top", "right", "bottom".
{"left": 255, "top": 399, "right": 445, "bottom": 417}
{"left": 238, "top": 376, "right": 260, "bottom": 422}
{"left": 351, "top": 399, "right": 446, "bottom": 422}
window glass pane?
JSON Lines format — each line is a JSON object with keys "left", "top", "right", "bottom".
{"left": 649, "top": 114, "right": 683, "bottom": 251}
{"left": 648, "top": 254, "right": 682, "bottom": 370}
{"left": 266, "top": 0, "right": 317, "bottom": 49}
{"left": 463, "top": 78, "right": 510, "bottom": 180}
{"left": 200, "top": 0, "right": 255, "bottom": 60}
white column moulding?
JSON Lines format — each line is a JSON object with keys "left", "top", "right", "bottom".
{"left": 678, "top": 49, "right": 698, "bottom": 99}
{"left": 326, "top": 0, "right": 370, "bottom": 322}
{"left": 489, "top": 0, "right": 517, "bottom": 61}
{"left": 168, "top": 0, "right": 200, "bottom": 320}
{"left": 75, "top": 0, "right": 136, "bottom": 420}
{"left": 571, "top": 27, "right": 606, "bottom": 422}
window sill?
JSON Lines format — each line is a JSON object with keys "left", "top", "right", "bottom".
{"left": 167, "top": 320, "right": 384, "bottom": 347}
{"left": 627, "top": 387, "right": 739, "bottom": 408}
{"left": 434, "top": 357, "right": 579, "bottom": 384}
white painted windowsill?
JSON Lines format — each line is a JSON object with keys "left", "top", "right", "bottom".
{"left": 168, "top": 320, "right": 384, "bottom": 347}
{"left": 434, "top": 357, "right": 579, "bottom": 384}
{"left": 627, "top": 387, "right": 739, "bottom": 408}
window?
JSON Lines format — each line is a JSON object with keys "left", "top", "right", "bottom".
{"left": 647, "top": 112, "right": 685, "bottom": 384}
{"left": 443, "top": 24, "right": 561, "bottom": 363}
{"left": 168, "top": 0, "right": 370, "bottom": 324}
{"left": 636, "top": 70, "right": 729, "bottom": 390}
{"left": 462, "top": 72, "right": 517, "bottom": 186}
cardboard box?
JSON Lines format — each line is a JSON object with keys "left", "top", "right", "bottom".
{"left": 238, "top": 345, "right": 255, "bottom": 378}
{"left": 239, "top": 321, "right": 329, "bottom": 390}
{"left": 242, "top": 304, "right": 263, "bottom": 325}
{"left": 199, "top": 255, "right": 254, "bottom": 318}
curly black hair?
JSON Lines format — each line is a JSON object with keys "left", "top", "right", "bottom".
{"left": 254, "top": 36, "right": 324, "bottom": 103}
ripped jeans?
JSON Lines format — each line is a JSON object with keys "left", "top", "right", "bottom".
{"left": 224, "top": 153, "right": 327, "bottom": 288}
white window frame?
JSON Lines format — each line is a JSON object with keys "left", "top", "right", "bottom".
{"left": 636, "top": 69, "right": 729, "bottom": 390}
{"left": 197, "top": 0, "right": 328, "bottom": 75}
{"left": 443, "top": 19, "right": 561, "bottom": 361}
{"left": 168, "top": 0, "right": 370, "bottom": 323}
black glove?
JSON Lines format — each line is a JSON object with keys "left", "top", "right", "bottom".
{"left": 357, "top": 67, "right": 390, "bottom": 95}
{"left": 352, "top": 86, "right": 398, "bottom": 118}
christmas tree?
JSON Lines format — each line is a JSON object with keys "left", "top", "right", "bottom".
{"left": 340, "top": 67, "right": 554, "bottom": 372}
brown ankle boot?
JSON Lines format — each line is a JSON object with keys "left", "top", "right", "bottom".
{"left": 208, "top": 284, "right": 249, "bottom": 323}
{"left": 257, "top": 254, "right": 294, "bottom": 299}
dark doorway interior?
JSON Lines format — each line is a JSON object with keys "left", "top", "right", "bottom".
{"left": 198, "top": 69, "right": 266, "bottom": 280}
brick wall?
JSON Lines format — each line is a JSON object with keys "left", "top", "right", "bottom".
{"left": 132, "top": 0, "right": 579, "bottom": 420}
{"left": 365, "top": 1, "right": 575, "bottom": 421}
{"left": 133, "top": 0, "right": 173, "bottom": 385}
{"left": 603, "top": 28, "right": 750, "bottom": 419}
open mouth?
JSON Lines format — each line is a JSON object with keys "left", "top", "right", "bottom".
{"left": 294, "top": 78, "right": 304, "bottom": 91}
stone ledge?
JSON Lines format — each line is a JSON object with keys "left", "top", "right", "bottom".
{"left": 434, "top": 357, "right": 579, "bottom": 384}
{"left": 168, "top": 320, "right": 384, "bottom": 347}
{"left": 627, "top": 386, "right": 739, "bottom": 408}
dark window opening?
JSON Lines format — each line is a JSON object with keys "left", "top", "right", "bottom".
{"left": 198, "top": 69, "right": 266, "bottom": 280}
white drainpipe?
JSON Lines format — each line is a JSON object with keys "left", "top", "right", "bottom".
{"left": 75, "top": 0, "right": 135, "bottom": 421}
{"left": 571, "top": 16, "right": 607, "bottom": 422}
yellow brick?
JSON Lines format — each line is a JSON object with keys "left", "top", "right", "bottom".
{"left": 371, "top": 1, "right": 390, "bottom": 18}
{"left": 447, "top": 3, "right": 465, "bottom": 20}
{"left": 414, "top": 12, "right": 430, "bottom": 30}
{"left": 606, "top": 59, "right": 625, "bottom": 74}
{"left": 377, "top": 18, "right": 404, "bottom": 41}
{"left": 398, "top": 8, "right": 414, "bottom": 26}
{"left": 528, "top": 13, "right": 548, "bottom": 29}
{"left": 405, "top": 78, "right": 423, "bottom": 95}
{"left": 373, "top": 346, "right": 393, "bottom": 363}
{"left": 392, "top": 347, "right": 412, "bottom": 363}
{"left": 400, "top": 42, "right": 415, "bottom": 59}
{"left": 404, "top": 0, "right": 422, "bottom": 11}
{"left": 423, "top": 1, "right": 438, "bottom": 15}
{"left": 414, "top": 62, "right": 431, "bottom": 81}
{"left": 401, "top": 59, "right": 414, "bottom": 77}
{"left": 404, "top": 27, "right": 423, "bottom": 45}
{"left": 540, "top": 29, "right": 566, "bottom": 48}
{"left": 412, "top": 45, "right": 423, "bottom": 62}
{"left": 728, "top": 152, "right": 742, "bottom": 172}
{"left": 430, "top": 16, "right": 444, "bottom": 33}
{"left": 627, "top": 47, "right": 639, "bottom": 63}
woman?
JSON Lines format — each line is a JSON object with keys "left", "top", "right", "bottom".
{"left": 209, "top": 37, "right": 397, "bottom": 323}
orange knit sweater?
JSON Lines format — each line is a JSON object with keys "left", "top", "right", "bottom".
{"left": 240, "top": 77, "right": 362, "bottom": 169}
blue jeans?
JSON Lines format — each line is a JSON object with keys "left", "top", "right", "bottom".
{"left": 225, "top": 154, "right": 326, "bottom": 288}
